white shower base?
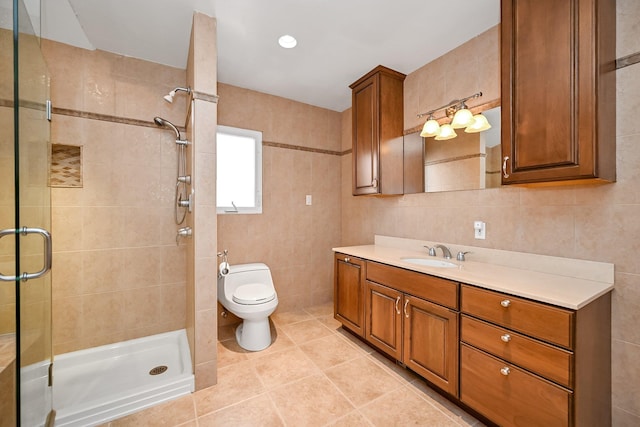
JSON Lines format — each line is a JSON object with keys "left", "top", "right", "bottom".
{"left": 53, "top": 329, "right": 194, "bottom": 427}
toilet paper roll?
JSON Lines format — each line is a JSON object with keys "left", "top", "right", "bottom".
{"left": 219, "top": 262, "right": 230, "bottom": 276}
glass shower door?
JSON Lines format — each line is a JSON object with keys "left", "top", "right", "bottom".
{"left": 0, "top": 0, "right": 53, "bottom": 425}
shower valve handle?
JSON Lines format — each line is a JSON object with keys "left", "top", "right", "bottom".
{"left": 177, "top": 193, "right": 193, "bottom": 212}
{"left": 176, "top": 227, "right": 192, "bottom": 245}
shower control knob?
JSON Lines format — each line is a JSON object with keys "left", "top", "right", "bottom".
{"left": 176, "top": 227, "right": 192, "bottom": 245}
{"left": 177, "top": 193, "right": 193, "bottom": 213}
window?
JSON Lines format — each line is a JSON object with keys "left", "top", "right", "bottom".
{"left": 216, "top": 125, "right": 262, "bottom": 214}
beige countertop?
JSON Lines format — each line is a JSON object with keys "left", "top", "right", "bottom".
{"left": 333, "top": 243, "right": 614, "bottom": 310}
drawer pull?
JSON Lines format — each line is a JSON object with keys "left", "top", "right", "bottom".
{"left": 404, "top": 299, "right": 410, "bottom": 318}
{"left": 395, "top": 296, "right": 401, "bottom": 315}
{"left": 500, "top": 299, "right": 511, "bottom": 308}
{"left": 500, "top": 367, "right": 511, "bottom": 376}
{"left": 344, "top": 257, "right": 350, "bottom": 263}
{"left": 501, "top": 334, "right": 511, "bottom": 343}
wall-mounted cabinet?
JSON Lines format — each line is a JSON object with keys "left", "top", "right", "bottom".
{"left": 501, "top": 0, "right": 616, "bottom": 185}
{"left": 350, "top": 66, "right": 406, "bottom": 195}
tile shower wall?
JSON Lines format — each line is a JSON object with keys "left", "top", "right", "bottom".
{"left": 217, "top": 83, "right": 342, "bottom": 316}
{"left": 42, "top": 40, "right": 189, "bottom": 355}
{"left": 341, "top": 3, "right": 640, "bottom": 425}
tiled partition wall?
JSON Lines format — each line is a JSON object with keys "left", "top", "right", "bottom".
{"left": 216, "top": 83, "right": 342, "bottom": 320}
{"left": 341, "top": 3, "right": 640, "bottom": 424}
{"left": 185, "top": 12, "right": 219, "bottom": 390}
{"left": 43, "top": 40, "right": 189, "bottom": 355}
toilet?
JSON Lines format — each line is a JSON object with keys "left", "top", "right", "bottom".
{"left": 217, "top": 263, "right": 278, "bottom": 351}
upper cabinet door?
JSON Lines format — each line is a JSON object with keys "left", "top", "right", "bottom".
{"left": 350, "top": 66, "right": 406, "bottom": 195}
{"left": 501, "top": 0, "right": 616, "bottom": 185}
{"left": 352, "top": 75, "right": 380, "bottom": 195}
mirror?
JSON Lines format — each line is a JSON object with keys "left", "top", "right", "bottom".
{"left": 404, "top": 107, "right": 501, "bottom": 194}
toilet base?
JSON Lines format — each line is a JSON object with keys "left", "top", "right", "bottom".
{"left": 236, "top": 318, "right": 272, "bottom": 351}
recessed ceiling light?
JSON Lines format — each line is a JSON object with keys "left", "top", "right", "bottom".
{"left": 278, "top": 34, "right": 297, "bottom": 49}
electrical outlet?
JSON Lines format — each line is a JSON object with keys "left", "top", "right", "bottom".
{"left": 474, "top": 221, "right": 486, "bottom": 239}
{"left": 305, "top": 195, "right": 312, "bottom": 206}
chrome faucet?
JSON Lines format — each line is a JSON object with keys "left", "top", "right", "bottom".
{"left": 434, "top": 244, "right": 452, "bottom": 259}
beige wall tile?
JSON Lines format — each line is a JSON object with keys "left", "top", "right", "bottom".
{"left": 194, "top": 359, "right": 217, "bottom": 390}
{"left": 612, "top": 340, "right": 640, "bottom": 416}
{"left": 191, "top": 13, "right": 217, "bottom": 95}
{"left": 195, "top": 309, "right": 217, "bottom": 364}
{"left": 617, "top": 0, "right": 640, "bottom": 57}
{"left": 45, "top": 40, "right": 189, "bottom": 355}
{"left": 217, "top": 85, "right": 341, "bottom": 319}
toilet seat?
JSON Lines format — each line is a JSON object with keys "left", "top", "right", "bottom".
{"left": 232, "top": 283, "right": 276, "bottom": 305}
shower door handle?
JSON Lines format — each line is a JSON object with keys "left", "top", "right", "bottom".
{"left": 0, "top": 227, "right": 52, "bottom": 282}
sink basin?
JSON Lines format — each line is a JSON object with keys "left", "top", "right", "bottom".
{"left": 400, "top": 258, "right": 458, "bottom": 268}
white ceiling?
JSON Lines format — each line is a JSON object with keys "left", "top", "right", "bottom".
{"left": 35, "top": 0, "right": 500, "bottom": 112}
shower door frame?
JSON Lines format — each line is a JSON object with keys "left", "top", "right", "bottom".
{"left": 0, "top": 0, "right": 55, "bottom": 425}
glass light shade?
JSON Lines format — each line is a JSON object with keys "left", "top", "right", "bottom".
{"left": 435, "top": 124, "right": 457, "bottom": 140}
{"left": 420, "top": 118, "right": 440, "bottom": 137}
{"left": 465, "top": 114, "right": 492, "bottom": 133}
{"left": 451, "top": 107, "right": 474, "bottom": 128}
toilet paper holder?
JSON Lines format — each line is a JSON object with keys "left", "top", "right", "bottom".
{"left": 217, "top": 249, "right": 230, "bottom": 276}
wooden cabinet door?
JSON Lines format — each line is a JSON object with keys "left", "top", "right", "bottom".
{"left": 501, "top": 0, "right": 615, "bottom": 185}
{"left": 365, "top": 281, "right": 402, "bottom": 360}
{"left": 351, "top": 74, "right": 380, "bottom": 195}
{"left": 350, "top": 65, "right": 406, "bottom": 196}
{"left": 403, "top": 296, "right": 459, "bottom": 396}
{"left": 334, "top": 253, "right": 365, "bottom": 337}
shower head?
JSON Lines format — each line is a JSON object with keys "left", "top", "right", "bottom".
{"left": 163, "top": 87, "right": 191, "bottom": 103}
{"left": 153, "top": 116, "right": 181, "bottom": 140}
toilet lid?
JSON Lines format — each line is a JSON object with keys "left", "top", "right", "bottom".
{"left": 232, "top": 283, "right": 276, "bottom": 305}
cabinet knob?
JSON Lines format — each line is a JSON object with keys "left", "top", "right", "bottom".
{"left": 500, "top": 299, "right": 511, "bottom": 308}
{"left": 500, "top": 367, "right": 511, "bottom": 376}
{"left": 395, "top": 296, "right": 401, "bottom": 315}
{"left": 344, "top": 257, "right": 350, "bottom": 263}
{"left": 372, "top": 179, "right": 378, "bottom": 188}
{"left": 501, "top": 334, "right": 511, "bottom": 343}
{"left": 502, "top": 156, "right": 510, "bottom": 179}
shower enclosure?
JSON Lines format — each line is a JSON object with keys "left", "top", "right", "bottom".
{"left": 0, "top": 0, "right": 54, "bottom": 425}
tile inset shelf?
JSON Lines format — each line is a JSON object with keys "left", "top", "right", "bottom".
{"left": 50, "top": 144, "right": 82, "bottom": 187}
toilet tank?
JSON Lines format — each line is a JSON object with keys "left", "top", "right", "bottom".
{"left": 220, "top": 263, "right": 274, "bottom": 295}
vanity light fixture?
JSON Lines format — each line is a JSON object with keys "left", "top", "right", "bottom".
{"left": 278, "top": 34, "right": 297, "bottom": 48}
{"left": 417, "top": 92, "right": 489, "bottom": 140}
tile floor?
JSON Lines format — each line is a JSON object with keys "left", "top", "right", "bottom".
{"left": 105, "top": 303, "right": 483, "bottom": 427}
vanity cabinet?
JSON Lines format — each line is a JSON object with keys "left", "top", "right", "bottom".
{"left": 334, "top": 253, "right": 365, "bottom": 337}
{"left": 501, "top": 0, "right": 616, "bottom": 185}
{"left": 350, "top": 66, "right": 406, "bottom": 196}
{"left": 460, "top": 285, "right": 611, "bottom": 426}
{"left": 364, "top": 262, "right": 459, "bottom": 396}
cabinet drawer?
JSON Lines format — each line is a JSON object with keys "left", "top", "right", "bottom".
{"left": 366, "top": 261, "right": 458, "bottom": 309}
{"left": 461, "top": 285, "right": 574, "bottom": 349}
{"left": 461, "top": 344, "right": 572, "bottom": 427}
{"left": 461, "top": 315, "right": 573, "bottom": 388}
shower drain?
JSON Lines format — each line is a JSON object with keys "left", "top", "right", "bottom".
{"left": 149, "top": 365, "right": 168, "bottom": 376}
